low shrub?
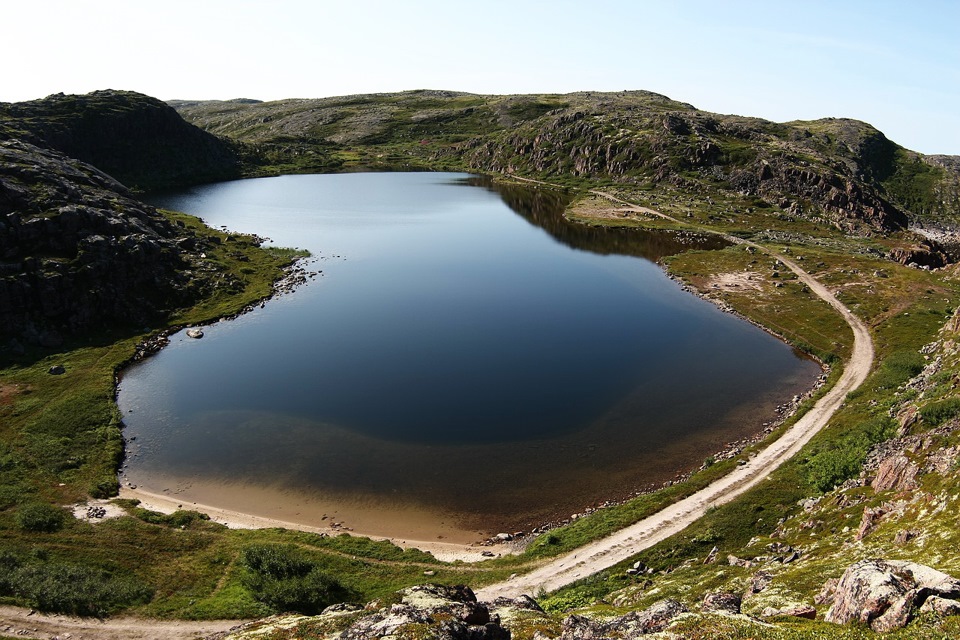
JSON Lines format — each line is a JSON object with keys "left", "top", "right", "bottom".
{"left": 240, "top": 544, "right": 351, "bottom": 614}
{"left": 15, "top": 502, "right": 67, "bottom": 533}
{"left": 132, "top": 508, "right": 211, "bottom": 528}
{"left": 920, "top": 397, "right": 960, "bottom": 427}
{"left": 805, "top": 416, "right": 896, "bottom": 492}
{"left": 11, "top": 562, "right": 153, "bottom": 616}
{"left": 0, "top": 552, "right": 153, "bottom": 617}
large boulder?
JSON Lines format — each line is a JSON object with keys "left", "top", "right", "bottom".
{"left": 871, "top": 454, "right": 919, "bottom": 492}
{"left": 824, "top": 559, "right": 960, "bottom": 632}
{"left": 701, "top": 592, "right": 742, "bottom": 614}
{"left": 559, "top": 599, "right": 688, "bottom": 638}
{"left": 212, "top": 584, "right": 511, "bottom": 640}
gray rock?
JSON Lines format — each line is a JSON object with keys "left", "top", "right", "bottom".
{"left": 559, "top": 599, "right": 687, "bottom": 638}
{"left": 747, "top": 570, "right": 773, "bottom": 595}
{"left": 335, "top": 584, "right": 507, "bottom": 640}
{"left": 920, "top": 595, "right": 960, "bottom": 617}
{"left": 762, "top": 604, "right": 817, "bottom": 620}
{"left": 824, "top": 559, "right": 960, "bottom": 632}
{"left": 702, "top": 592, "right": 741, "bottom": 614}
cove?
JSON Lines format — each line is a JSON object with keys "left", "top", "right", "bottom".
{"left": 118, "top": 172, "right": 821, "bottom": 543}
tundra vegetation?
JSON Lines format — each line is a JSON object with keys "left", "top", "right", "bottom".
{"left": 2, "top": 90, "right": 960, "bottom": 637}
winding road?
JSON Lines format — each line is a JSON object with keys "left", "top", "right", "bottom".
{"left": 0, "top": 191, "right": 875, "bottom": 637}
{"left": 476, "top": 192, "right": 875, "bottom": 600}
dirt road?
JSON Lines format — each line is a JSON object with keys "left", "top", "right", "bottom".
{"left": 476, "top": 192, "right": 874, "bottom": 599}
{"left": 0, "top": 606, "right": 244, "bottom": 640}
{"left": 0, "top": 190, "right": 874, "bottom": 634}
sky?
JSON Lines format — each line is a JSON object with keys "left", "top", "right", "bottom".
{"left": 4, "top": 0, "right": 958, "bottom": 154}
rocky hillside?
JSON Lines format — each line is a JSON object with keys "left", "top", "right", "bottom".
{"left": 0, "top": 138, "right": 221, "bottom": 347}
{"left": 0, "top": 91, "right": 279, "bottom": 347}
{"left": 0, "top": 90, "right": 242, "bottom": 191}
{"left": 172, "top": 90, "right": 960, "bottom": 233}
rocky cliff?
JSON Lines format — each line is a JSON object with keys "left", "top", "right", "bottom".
{"left": 0, "top": 138, "right": 213, "bottom": 347}
{"left": 461, "top": 110, "right": 913, "bottom": 232}
{"left": 0, "top": 91, "right": 265, "bottom": 347}
{"left": 0, "top": 90, "right": 241, "bottom": 191}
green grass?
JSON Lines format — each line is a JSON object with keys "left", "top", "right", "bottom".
{"left": 5, "top": 164, "right": 960, "bottom": 636}
{"left": 524, "top": 184, "right": 960, "bottom": 628}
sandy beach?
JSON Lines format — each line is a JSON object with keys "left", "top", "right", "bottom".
{"left": 118, "top": 484, "right": 513, "bottom": 563}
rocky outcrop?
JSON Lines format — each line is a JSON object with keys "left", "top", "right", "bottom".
{"left": 341, "top": 585, "right": 506, "bottom": 640}
{"left": 871, "top": 455, "right": 919, "bottom": 492}
{"left": 558, "top": 599, "right": 688, "bottom": 639}
{"left": 210, "top": 586, "right": 693, "bottom": 639}
{"left": 0, "top": 90, "right": 241, "bottom": 190}
{"left": 701, "top": 592, "right": 742, "bottom": 614}
{"left": 889, "top": 238, "right": 950, "bottom": 268}
{"left": 823, "top": 559, "right": 960, "bottom": 632}
{"left": 0, "top": 139, "right": 216, "bottom": 345}
{"left": 461, "top": 107, "right": 911, "bottom": 233}
{"left": 212, "top": 584, "right": 515, "bottom": 640}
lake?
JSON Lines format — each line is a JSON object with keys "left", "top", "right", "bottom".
{"left": 118, "top": 172, "right": 821, "bottom": 544}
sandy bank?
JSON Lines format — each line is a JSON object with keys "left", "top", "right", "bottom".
{"left": 118, "top": 486, "right": 513, "bottom": 563}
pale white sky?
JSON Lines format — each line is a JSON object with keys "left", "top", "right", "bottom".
{"left": 4, "top": 0, "right": 958, "bottom": 154}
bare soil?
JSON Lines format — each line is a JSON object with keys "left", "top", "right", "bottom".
{"left": 0, "top": 606, "right": 244, "bottom": 640}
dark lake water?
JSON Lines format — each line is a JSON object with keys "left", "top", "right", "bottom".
{"left": 119, "top": 172, "right": 821, "bottom": 542}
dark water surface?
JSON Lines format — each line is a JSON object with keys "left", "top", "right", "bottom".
{"left": 119, "top": 173, "right": 820, "bottom": 540}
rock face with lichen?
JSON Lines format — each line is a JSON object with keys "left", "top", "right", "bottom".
{"left": 210, "top": 584, "right": 515, "bottom": 640}
{"left": 209, "top": 586, "right": 698, "bottom": 640}
{"left": 823, "top": 559, "right": 960, "bottom": 632}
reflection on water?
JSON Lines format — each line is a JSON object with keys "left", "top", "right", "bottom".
{"left": 461, "top": 176, "right": 730, "bottom": 260}
{"left": 121, "top": 172, "right": 820, "bottom": 539}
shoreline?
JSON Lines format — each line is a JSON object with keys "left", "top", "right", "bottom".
{"left": 114, "top": 371, "right": 819, "bottom": 567}
{"left": 110, "top": 177, "right": 824, "bottom": 568}
{"left": 117, "top": 485, "right": 513, "bottom": 563}
{"left": 114, "top": 359, "right": 821, "bottom": 564}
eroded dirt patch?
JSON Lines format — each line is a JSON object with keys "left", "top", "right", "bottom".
{"left": 71, "top": 498, "right": 128, "bottom": 523}
{"left": 0, "top": 382, "right": 28, "bottom": 407}
{"left": 706, "top": 271, "right": 764, "bottom": 292}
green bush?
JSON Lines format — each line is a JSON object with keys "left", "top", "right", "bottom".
{"left": 0, "top": 550, "right": 22, "bottom": 592}
{"left": 10, "top": 562, "right": 153, "bottom": 616}
{"left": 132, "top": 508, "right": 211, "bottom": 528}
{"left": 15, "top": 502, "right": 67, "bottom": 533}
{"left": 920, "top": 397, "right": 960, "bottom": 427}
{"left": 871, "top": 349, "right": 925, "bottom": 392}
{"left": 805, "top": 416, "right": 896, "bottom": 492}
{"left": 805, "top": 447, "right": 865, "bottom": 493}
{"left": 240, "top": 544, "right": 350, "bottom": 614}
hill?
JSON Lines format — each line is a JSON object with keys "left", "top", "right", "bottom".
{"left": 0, "top": 90, "right": 242, "bottom": 191}
{"left": 171, "top": 90, "right": 960, "bottom": 235}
